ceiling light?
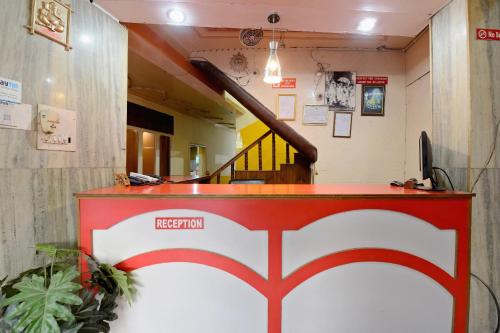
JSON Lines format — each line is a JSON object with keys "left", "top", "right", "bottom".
{"left": 357, "top": 18, "right": 376, "bottom": 32}
{"left": 263, "top": 13, "right": 282, "bottom": 85}
{"left": 167, "top": 9, "right": 185, "bottom": 24}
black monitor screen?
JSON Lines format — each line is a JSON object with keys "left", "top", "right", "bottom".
{"left": 419, "top": 131, "right": 433, "bottom": 180}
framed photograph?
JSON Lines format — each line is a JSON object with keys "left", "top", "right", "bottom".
{"left": 333, "top": 111, "right": 352, "bottom": 138}
{"left": 276, "top": 94, "right": 296, "bottom": 120}
{"left": 28, "top": 0, "right": 73, "bottom": 51}
{"left": 361, "top": 85, "right": 385, "bottom": 116}
{"left": 325, "top": 71, "right": 356, "bottom": 111}
{"left": 303, "top": 105, "right": 328, "bottom": 125}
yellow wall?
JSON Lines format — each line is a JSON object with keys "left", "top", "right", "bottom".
{"left": 236, "top": 121, "right": 296, "bottom": 171}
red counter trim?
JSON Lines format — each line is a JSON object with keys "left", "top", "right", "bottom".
{"left": 115, "top": 249, "right": 269, "bottom": 296}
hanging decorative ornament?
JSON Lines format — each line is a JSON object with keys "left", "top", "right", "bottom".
{"left": 229, "top": 52, "right": 249, "bottom": 73}
{"left": 239, "top": 28, "right": 264, "bottom": 47}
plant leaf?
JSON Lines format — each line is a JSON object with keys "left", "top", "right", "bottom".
{"left": 104, "top": 266, "right": 134, "bottom": 304}
{"left": 1, "top": 263, "right": 73, "bottom": 299}
{"left": 66, "top": 289, "right": 119, "bottom": 333}
{"left": 60, "top": 322, "right": 84, "bottom": 333}
{"left": 91, "top": 264, "right": 134, "bottom": 304}
{"left": 36, "top": 244, "right": 81, "bottom": 261}
{"left": 0, "top": 267, "right": 83, "bottom": 333}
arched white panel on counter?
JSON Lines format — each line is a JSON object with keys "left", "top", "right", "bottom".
{"left": 283, "top": 209, "right": 456, "bottom": 277}
{"left": 282, "top": 262, "right": 453, "bottom": 333}
{"left": 93, "top": 209, "right": 268, "bottom": 277}
{"left": 111, "top": 263, "right": 268, "bottom": 333}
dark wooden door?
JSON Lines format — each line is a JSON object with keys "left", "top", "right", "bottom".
{"left": 160, "top": 135, "right": 171, "bottom": 177}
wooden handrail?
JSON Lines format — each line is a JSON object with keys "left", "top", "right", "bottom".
{"left": 191, "top": 60, "right": 317, "bottom": 163}
{"left": 210, "top": 130, "right": 273, "bottom": 181}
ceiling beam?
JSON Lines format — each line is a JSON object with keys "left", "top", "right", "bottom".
{"left": 126, "top": 23, "right": 224, "bottom": 96}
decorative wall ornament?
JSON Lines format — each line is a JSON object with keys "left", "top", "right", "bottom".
{"left": 229, "top": 52, "right": 248, "bottom": 73}
{"left": 239, "top": 28, "right": 263, "bottom": 47}
{"left": 28, "top": 0, "right": 73, "bottom": 51}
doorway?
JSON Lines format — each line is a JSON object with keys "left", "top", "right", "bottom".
{"left": 189, "top": 144, "right": 207, "bottom": 177}
{"left": 126, "top": 127, "right": 171, "bottom": 176}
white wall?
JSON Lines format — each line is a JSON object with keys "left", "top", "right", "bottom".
{"left": 194, "top": 48, "right": 407, "bottom": 184}
{"left": 404, "top": 29, "right": 432, "bottom": 184}
{"left": 128, "top": 94, "right": 236, "bottom": 176}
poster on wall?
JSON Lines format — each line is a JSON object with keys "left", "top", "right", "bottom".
{"left": 0, "top": 77, "right": 22, "bottom": 104}
{"left": 361, "top": 85, "right": 385, "bottom": 116}
{"left": 325, "top": 71, "right": 356, "bottom": 111}
{"left": 0, "top": 103, "right": 33, "bottom": 130}
{"left": 37, "top": 104, "right": 77, "bottom": 151}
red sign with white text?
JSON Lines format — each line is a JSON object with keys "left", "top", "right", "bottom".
{"left": 476, "top": 28, "right": 500, "bottom": 41}
{"left": 155, "top": 217, "right": 205, "bottom": 230}
{"left": 272, "top": 78, "right": 296, "bottom": 89}
{"left": 356, "top": 76, "right": 388, "bottom": 85}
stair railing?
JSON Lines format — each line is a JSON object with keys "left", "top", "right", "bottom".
{"left": 209, "top": 130, "right": 293, "bottom": 184}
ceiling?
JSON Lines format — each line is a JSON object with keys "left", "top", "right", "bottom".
{"left": 148, "top": 25, "right": 414, "bottom": 55}
{"left": 128, "top": 50, "right": 236, "bottom": 128}
{"left": 96, "top": 0, "right": 449, "bottom": 37}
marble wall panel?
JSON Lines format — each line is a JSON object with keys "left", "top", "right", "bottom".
{"left": 0, "top": 0, "right": 127, "bottom": 170}
{"left": 469, "top": 0, "right": 500, "bottom": 169}
{"left": 0, "top": 167, "right": 124, "bottom": 277}
{"left": 469, "top": 168, "right": 500, "bottom": 333}
{"left": 0, "top": 0, "right": 127, "bottom": 277}
{"left": 431, "top": 0, "right": 471, "bottom": 169}
{"left": 431, "top": 1, "right": 500, "bottom": 331}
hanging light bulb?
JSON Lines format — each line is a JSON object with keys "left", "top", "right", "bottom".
{"left": 263, "top": 13, "right": 282, "bottom": 84}
{"left": 264, "top": 41, "right": 282, "bottom": 84}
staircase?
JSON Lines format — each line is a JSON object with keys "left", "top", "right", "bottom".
{"left": 192, "top": 60, "right": 317, "bottom": 184}
{"left": 209, "top": 130, "right": 312, "bottom": 184}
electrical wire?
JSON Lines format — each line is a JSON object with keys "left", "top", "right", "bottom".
{"left": 310, "top": 50, "right": 331, "bottom": 101}
{"left": 432, "top": 167, "right": 455, "bottom": 191}
{"left": 471, "top": 118, "right": 500, "bottom": 192}
{"left": 471, "top": 272, "right": 500, "bottom": 333}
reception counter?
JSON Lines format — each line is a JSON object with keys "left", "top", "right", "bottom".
{"left": 77, "top": 184, "right": 473, "bottom": 333}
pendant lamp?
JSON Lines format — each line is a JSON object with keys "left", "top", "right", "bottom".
{"left": 263, "top": 13, "right": 282, "bottom": 84}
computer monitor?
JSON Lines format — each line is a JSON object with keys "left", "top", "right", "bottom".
{"left": 419, "top": 131, "right": 441, "bottom": 190}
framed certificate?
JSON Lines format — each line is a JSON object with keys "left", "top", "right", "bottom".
{"left": 276, "top": 94, "right": 296, "bottom": 120}
{"left": 303, "top": 105, "right": 328, "bottom": 125}
{"left": 333, "top": 111, "right": 352, "bottom": 138}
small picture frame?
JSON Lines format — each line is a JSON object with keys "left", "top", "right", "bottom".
{"left": 361, "top": 85, "right": 385, "bottom": 116}
{"left": 333, "top": 111, "right": 352, "bottom": 138}
{"left": 27, "top": 0, "right": 73, "bottom": 51}
{"left": 303, "top": 105, "right": 328, "bottom": 125}
{"left": 276, "top": 94, "right": 296, "bottom": 120}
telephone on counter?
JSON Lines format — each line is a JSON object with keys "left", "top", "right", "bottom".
{"left": 128, "top": 172, "right": 164, "bottom": 186}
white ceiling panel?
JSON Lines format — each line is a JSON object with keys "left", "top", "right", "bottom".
{"left": 95, "top": 0, "right": 449, "bottom": 37}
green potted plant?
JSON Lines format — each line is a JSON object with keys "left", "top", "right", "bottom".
{"left": 0, "top": 244, "right": 134, "bottom": 333}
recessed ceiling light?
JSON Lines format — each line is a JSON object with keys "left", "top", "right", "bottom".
{"left": 357, "top": 18, "right": 377, "bottom": 32}
{"left": 168, "top": 9, "right": 185, "bottom": 24}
